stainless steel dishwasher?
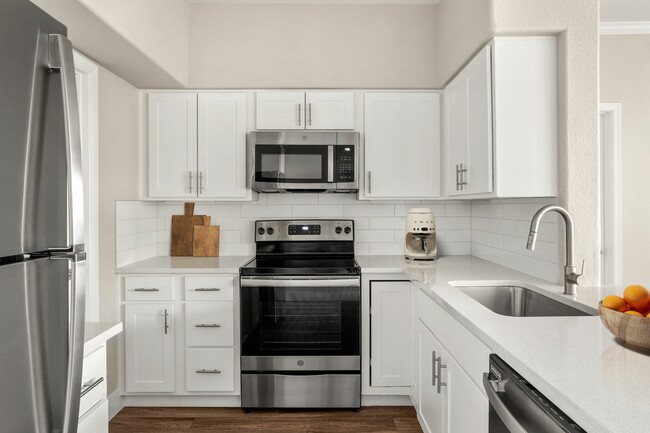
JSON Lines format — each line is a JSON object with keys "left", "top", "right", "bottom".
{"left": 484, "top": 355, "right": 586, "bottom": 433}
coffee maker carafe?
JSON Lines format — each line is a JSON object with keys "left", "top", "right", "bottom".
{"left": 404, "top": 208, "right": 437, "bottom": 261}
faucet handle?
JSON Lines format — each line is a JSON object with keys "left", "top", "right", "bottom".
{"left": 578, "top": 259, "right": 585, "bottom": 276}
{"left": 567, "top": 260, "right": 585, "bottom": 285}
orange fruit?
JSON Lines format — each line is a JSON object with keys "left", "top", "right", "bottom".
{"left": 602, "top": 295, "right": 629, "bottom": 312}
{"left": 646, "top": 311, "right": 650, "bottom": 318}
{"left": 623, "top": 285, "right": 650, "bottom": 311}
{"left": 625, "top": 310, "right": 644, "bottom": 317}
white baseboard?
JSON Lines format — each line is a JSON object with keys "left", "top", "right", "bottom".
{"left": 122, "top": 395, "right": 242, "bottom": 407}
{"left": 361, "top": 394, "right": 413, "bottom": 406}
{"left": 108, "top": 390, "right": 125, "bottom": 419}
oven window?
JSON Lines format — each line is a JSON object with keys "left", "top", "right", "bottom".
{"left": 241, "top": 285, "right": 360, "bottom": 357}
{"left": 255, "top": 145, "right": 329, "bottom": 183}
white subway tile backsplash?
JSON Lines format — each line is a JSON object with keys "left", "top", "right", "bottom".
{"left": 343, "top": 204, "right": 394, "bottom": 217}
{"left": 355, "top": 230, "right": 395, "bottom": 243}
{"left": 241, "top": 204, "right": 292, "bottom": 218}
{"left": 267, "top": 193, "right": 319, "bottom": 205}
{"left": 471, "top": 199, "right": 559, "bottom": 283}
{"left": 292, "top": 205, "right": 344, "bottom": 218}
{"left": 369, "top": 217, "right": 406, "bottom": 230}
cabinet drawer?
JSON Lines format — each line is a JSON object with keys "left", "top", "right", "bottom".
{"left": 185, "top": 276, "right": 234, "bottom": 301}
{"left": 77, "top": 399, "right": 108, "bottom": 433}
{"left": 80, "top": 347, "right": 107, "bottom": 419}
{"left": 416, "top": 288, "right": 490, "bottom": 392}
{"left": 186, "top": 348, "right": 234, "bottom": 392}
{"left": 185, "top": 303, "right": 234, "bottom": 347}
{"left": 124, "top": 276, "right": 174, "bottom": 301}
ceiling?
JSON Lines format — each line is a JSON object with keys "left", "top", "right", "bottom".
{"left": 601, "top": 0, "right": 650, "bottom": 22}
{"left": 188, "top": 0, "right": 440, "bottom": 4}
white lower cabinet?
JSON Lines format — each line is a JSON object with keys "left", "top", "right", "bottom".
{"left": 410, "top": 283, "right": 490, "bottom": 433}
{"left": 122, "top": 274, "right": 239, "bottom": 399}
{"left": 78, "top": 345, "right": 109, "bottom": 433}
{"left": 186, "top": 348, "right": 235, "bottom": 392}
{"left": 124, "top": 303, "right": 175, "bottom": 393}
{"left": 370, "top": 281, "right": 410, "bottom": 387}
{"left": 77, "top": 400, "right": 108, "bottom": 433}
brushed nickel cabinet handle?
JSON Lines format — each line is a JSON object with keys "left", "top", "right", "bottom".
{"left": 196, "top": 369, "right": 221, "bottom": 374}
{"left": 188, "top": 171, "right": 194, "bottom": 194}
{"left": 194, "top": 288, "right": 220, "bottom": 292}
{"left": 298, "top": 103, "right": 302, "bottom": 126}
{"left": 80, "top": 377, "right": 104, "bottom": 398}
{"left": 195, "top": 323, "right": 221, "bottom": 328}
{"left": 134, "top": 288, "right": 159, "bottom": 292}
{"left": 199, "top": 171, "right": 204, "bottom": 195}
{"left": 436, "top": 356, "right": 447, "bottom": 394}
{"left": 368, "top": 171, "right": 372, "bottom": 194}
{"left": 308, "top": 103, "right": 312, "bottom": 126}
{"left": 163, "top": 309, "right": 169, "bottom": 335}
{"left": 459, "top": 163, "right": 468, "bottom": 191}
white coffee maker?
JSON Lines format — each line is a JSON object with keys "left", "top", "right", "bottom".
{"left": 404, "top": 208, "right": 437, "bottom": 261}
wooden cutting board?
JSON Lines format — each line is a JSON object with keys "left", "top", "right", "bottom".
{"left": 193, "top": 225, "right": 220, "bottom": 257}
{"left": 170, "top": 203, "right": 210, "bottom": 256}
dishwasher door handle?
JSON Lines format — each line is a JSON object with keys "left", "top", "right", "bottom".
{"left": 483, "top": 373, "right": 528, "bottom": 433}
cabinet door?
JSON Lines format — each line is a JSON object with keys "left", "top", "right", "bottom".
{"left": 185, "top": 303, "right": 234, "bottom": 347}
{"left": 125, "top": 303, "right": 175, "bottom": 392}
{"left": 256, "top": 92, "right": 305, "bottom": 129}
{"left": 198, "top": 93, "right": 248, "bottom": 198}
{"left": 464, "top": 45, "right": 493, "bottom": 195}
{"left": 364, "top": 93, "right": 441, "bottom": 199}
{"left": 148, "top": 93, "right": 197, "bottom": 198}
{"left": 444, "top": 46, "right": 493, "bottom": 196}
{"left": 445, "top": 352, "right": 489, "bottom": 433}
{"left": 410, "top": 284, "right": 420, "bottom": 407}
{"left": 418, "top": 320, "right": 445, "bottom": 433}
{"left": 370, "top": 281, "right": 410, "bottom": 387}
{"left": 305, "top": 92, "right": 354, "bottom": 129}
{"left": 186, "top": 348, "right": 235, "bottom": 392}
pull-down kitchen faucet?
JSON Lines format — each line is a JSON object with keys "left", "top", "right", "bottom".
{"left": 526, "top": 205, "right": 583, "bottom": 296}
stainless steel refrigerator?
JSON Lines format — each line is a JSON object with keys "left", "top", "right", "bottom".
{"left": 0, "top": 1, "right": 86, "bottom": 432}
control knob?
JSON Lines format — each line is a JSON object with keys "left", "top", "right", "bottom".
{"left": 335, "top": 227, "right": 343, "bottom": 234}
{"left": 257, "top": 227, "right": 265, "bottom": 235}
{"left": 266, "top": 227, "right": 274, "bottom": 235}
{"left": 344, "top": 227, "right": 352, "bottom": 234}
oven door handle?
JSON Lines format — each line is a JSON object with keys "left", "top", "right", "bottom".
{"left": 240, "top": 277, "right": 360, "bottom": 288}
{"left": 483, "top": 373, "right": 528, "bottom": 433}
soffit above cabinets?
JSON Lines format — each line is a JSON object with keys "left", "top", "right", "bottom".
{"left": 189, "top": 0, "right": 439, "bottom": 4}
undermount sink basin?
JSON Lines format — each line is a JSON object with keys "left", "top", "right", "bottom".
{"left": 458, "top": 285, "right": 595, "bottom": 317}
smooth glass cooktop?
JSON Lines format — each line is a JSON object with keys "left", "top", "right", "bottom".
{"left": 240, "top": 256, "right": 360, "bottom": 276}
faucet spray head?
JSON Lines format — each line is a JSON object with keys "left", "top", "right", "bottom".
{"left": 526, "top": 231, "right": 538, "bottom": 250}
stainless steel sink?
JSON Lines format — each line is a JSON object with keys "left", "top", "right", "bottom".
{"left": 458, "top": 285, "right": 595, "bottom": 317}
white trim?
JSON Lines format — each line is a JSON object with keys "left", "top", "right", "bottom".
{"left": 600, "top": 21, "right": 650, "bottom": 34}
{"left": 108, "top": 390, "right": 125, "bottom": 420}
{"left": 190, "top": 0, "right": 438, "bottom": 4}
{"left": 74, "top": 51, "right": 100, "bottom": 322}
{"left": 599, "top": 103, "right": 623, "bottom": 286}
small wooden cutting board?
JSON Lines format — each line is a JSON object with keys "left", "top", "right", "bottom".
{"left": 193, "top": 225, "right": 220, "bottom": 257}
{"left": 171, "top": 203, "right": 210, "bottom": 256}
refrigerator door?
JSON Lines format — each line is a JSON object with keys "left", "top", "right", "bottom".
{"left": 0, "top": 256, "right": 85, "bottom": 433}
{"left": 0, "top": 0, "right": 81, "bottom": 257}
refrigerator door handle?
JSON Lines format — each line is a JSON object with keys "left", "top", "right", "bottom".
{"left": 52, "top": 252, "right": 86, "bottom": 433}
{"left": 48, "top": 34, "right": 85, "bottom": 253}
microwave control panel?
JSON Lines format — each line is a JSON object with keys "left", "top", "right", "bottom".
{"left": 336, "top": 145, "right": 355, "bottom": 183}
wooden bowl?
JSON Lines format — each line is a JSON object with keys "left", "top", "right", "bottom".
{"left": 599, "top": 302, "right": 650, "bottom": 353}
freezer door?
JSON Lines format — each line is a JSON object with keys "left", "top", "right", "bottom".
{"left": 0, "top": 0, "right": 77, "bottom": 257}
{"left": 0, "top": 256, "right": 86, "bottom": 433}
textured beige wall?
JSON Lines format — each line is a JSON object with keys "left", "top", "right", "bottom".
{"left": 188, "top": 4, "right": 437, "bottom": 89}
{"left": 97, "top": 66, "right": 140, "bottom": 393}
{"left": 490, "top": 0, "right": 600, "bottom": 285}
{"left": 80, "top": 0, "right": 189, "bottom": 85}
{"left": 436, "top": 0, "right": 493, "bottom": 86}
{"left": 600, "top": 35, "right": 650, "bottom": 285}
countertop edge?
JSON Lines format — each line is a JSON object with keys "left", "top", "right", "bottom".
{"left": 84, "top": 322, "right": 123, "bottom": 355}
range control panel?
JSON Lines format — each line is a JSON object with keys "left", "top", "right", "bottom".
{"left": 256, "top": 220, "right": 354, "bottom": 242}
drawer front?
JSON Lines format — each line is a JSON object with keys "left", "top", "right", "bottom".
{"left": 185, "top": 303, "right": 234, "bottom": 347}
{"left": 416, "top": 288, "right": 490, "bottom": 392}
{"left": 80, "top": 347, "right": 107, "bottom": 418}
{"left": 185, "top": 276, "right": 234, "bottom": 301}
{"left": 124, "top": 276, "right": 174, "bottom": 301}
{"left": 186, "top": 348, "right": 235, "bottom": 392}
{"left": 77, "top": 399, "right": 108, "bottom": 433}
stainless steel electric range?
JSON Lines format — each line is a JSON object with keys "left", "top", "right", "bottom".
{"left": 239, "top": 219, "right": 361, "bottom": 409}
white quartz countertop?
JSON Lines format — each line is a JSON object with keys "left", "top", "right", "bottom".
{"left": 115, "top": 256, "right": 253, "bottom": 274}
{"left": 84, "top": 321, "right": 122, "bottom": 355}
{"left": 392, "top": 255, "right": 646, "bottom": 433}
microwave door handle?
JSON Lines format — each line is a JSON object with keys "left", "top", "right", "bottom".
{"left": 278, "top": 146, "right": 286, "bottom": 181}
{"left": 328, "top": 146, "right": 334, "bottom": 183}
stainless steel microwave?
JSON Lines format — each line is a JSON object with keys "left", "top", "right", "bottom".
{"left": 248, "top": 131, "right": 359, "bottom": 193}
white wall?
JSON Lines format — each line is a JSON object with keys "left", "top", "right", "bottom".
{"left": 116, "top": 197, "right": 472, "bottom": 261}
{"left": 600, "top": 34, "right": 650, "bottom": 285}
{"left": 436, "top": 0, "right": 493, "bottom": 86}
{"left": 490, "top": 0, "right": 600, "bottom": 285}
{"left": 80, "top": 0, "right": 189, "bottom": 86}
{"left": 188, "top": 4, "right": 438, "bottom": 89}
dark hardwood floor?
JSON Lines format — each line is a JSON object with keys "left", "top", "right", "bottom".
{"left": 110, "top": 406, "right": 423, "bottom": 433}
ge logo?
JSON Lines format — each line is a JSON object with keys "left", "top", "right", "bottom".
{"left": 297, "top": 360, "right": 304, "bottom": 366}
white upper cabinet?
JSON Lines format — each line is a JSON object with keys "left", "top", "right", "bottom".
{"left": 444, "top": 46, "right": 493, "bottom": 197}
{"left": 147, "top": 92, "right": 253, "bottom": 201}
{"left": 443, "top": 36, "right": 557, "bottom": 198}
{"left": 256, "top": 91, "right": 354, "bottom": 130}
{"left": 305, "top": 92, "right": 355, "bottom": 129}
{"left": 148, "top": 93, "right": 198, "bottom": 198}
{"left": 198, "top": 93, "right": 248, "bottom": 198}
{"left": 364, "top": 92, "right": 441, "bottom": 199}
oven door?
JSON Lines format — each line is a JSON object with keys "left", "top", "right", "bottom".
{"left": 252, "top": 144, "right": 334, "bottom": 191}
{"left": 240, "top": 276, "right": 360, "bottom": 371}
